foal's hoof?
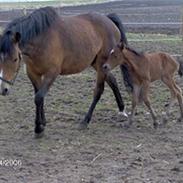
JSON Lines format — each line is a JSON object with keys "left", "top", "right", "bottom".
{"left": 177, "top": 117, "right": 183, "bottom": 123}
{"left": 78, "top": 122, "right": 89, "bottom": 130}
{"left": 34, "top": 125, "right": 45, "bottom": 138}
{"left": 153, "top": 122, "right": 158, "bottom": 129}
{"left": 42, "top": 121, "right": 47, "bottom": 126}
{"left": 121, "top": 122, "right": 131, "bottom": 129}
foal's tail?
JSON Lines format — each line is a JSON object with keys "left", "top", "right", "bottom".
{"left": 107, "top": 13, "right": 133, "bottom": 92}
{"left": 178, "top": 59, "right": 183, "bottom": 77}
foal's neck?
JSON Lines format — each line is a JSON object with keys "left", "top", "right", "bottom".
{"left": 123, "top": 49, "right": 143, "bottom": 70}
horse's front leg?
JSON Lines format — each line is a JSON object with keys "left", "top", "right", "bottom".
{"left": 34, "top": 72, "right": 57, "bottom": 136}
{"left": 79, "top": 70, "right": 105, "bottom": 130}
{"left": 27, "top": 67, "right": 57, "bottom": 136}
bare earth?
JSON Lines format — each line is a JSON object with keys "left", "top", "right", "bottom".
{"left": 0, "top": 0, "right": 183, "bottom": 183}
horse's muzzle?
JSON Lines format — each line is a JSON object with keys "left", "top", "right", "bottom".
{"left": 2, "top": 88, "right": 10, "bottom": 96}
{"left": 102, "top": 63, "right": 111, "bottom": 73}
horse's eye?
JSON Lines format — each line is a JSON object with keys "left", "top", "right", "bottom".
{"left": 14, "top": 58, "right": 18, "bottom": 62}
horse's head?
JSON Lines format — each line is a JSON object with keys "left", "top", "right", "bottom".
{"left": 103, "top": 41, "right": 126, "bottom": 73}
{"left": 0, "top": 31, "right": 21, "bottom": 95}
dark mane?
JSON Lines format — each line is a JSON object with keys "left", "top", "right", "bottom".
{"left": 126, "top": 47, "right": 143, "bottom": 57}
{"left": 0, "top": 7, "right": 58, "bottom": 54}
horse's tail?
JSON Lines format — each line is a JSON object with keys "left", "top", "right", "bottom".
{"left": 107, "top": 13, "right": 128, "bottom": 45}
{"left": 107, "top": 13, "right": 133, "bottom": 92}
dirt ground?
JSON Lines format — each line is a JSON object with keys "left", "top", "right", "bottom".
{"left": 1, "top": 0, "right": 183, "bottom": 183}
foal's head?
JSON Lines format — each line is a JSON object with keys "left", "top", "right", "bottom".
{"left": 103, "top": 41, "right": 126, "bottom": 73}
{"left": 0, "top": 31, "right": 22, "bottom": 95}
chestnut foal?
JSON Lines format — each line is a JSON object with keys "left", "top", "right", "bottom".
{"left": 103, "top": 41, "right": 183, "bottom": 128}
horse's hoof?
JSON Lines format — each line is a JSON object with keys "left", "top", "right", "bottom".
{"left": 34, "top": 125, "right": 45, "bottom": 137}
{"left": 118, "top": 111, "right": 128, "bottom": 118}
{"left": 162, "top": 116, "right": 168, "bottom": 125}
{"left": 78, "top": 122, "right": 89, "bottom": 130}
{"left": 34, "top": 131, "right": 44, "bottom": 138}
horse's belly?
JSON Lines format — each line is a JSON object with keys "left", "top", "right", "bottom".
{"left": 60, "top": 57, "right": 92, "bottom": 75}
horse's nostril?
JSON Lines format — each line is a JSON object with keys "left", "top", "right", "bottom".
{"left": 2, "top": 88, "right": 9, "bottom": 96}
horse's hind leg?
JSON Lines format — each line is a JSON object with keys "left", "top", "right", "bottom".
{"left": 79, "top": 70, "right": 105, "bottom": 130}
{"left": 105, "top": 72, "right": 127, "bottom": 117}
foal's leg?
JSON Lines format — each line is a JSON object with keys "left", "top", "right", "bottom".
{"left": 79, "top": 70, "right": 105, "bottom": 129}
{"left": 105, "top": 72, "right": 127, "bottom": 117}
{"left": 142, "top": 82, "right": 158, "bottom": 128}
{"left": 172, "top": 80, "right": 183, "bottom": 121}
{"left": 124, "top": 84, "right": 140, "bottom": 128}
{"left": 162, "top": 76, "right": 183, "bottom": 121}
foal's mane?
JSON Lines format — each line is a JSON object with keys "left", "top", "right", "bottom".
{"left": 0, "top": 7, "right": 58, "bottom": 54}
{"left": 126, "top": 47, "right": 143, "bottom": 57}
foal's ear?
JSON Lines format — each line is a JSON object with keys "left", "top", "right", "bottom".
{"left": 117, "top": 41, "right": 124, "bottom": 51}
{"left": 13, "top": 32, "right": 21, "bottom": 43}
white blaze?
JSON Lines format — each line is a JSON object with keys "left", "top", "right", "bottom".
{"left": 110, "top": 49, "right": 114, "bottom": 54}
{"left": 0, "top": 69, "right": 3, "bottom": 87}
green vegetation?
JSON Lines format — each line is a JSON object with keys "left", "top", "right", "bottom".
{"left": 127, "top": 33, "right": 182, "bottom": 42}
{"left": 0, "top": 0, "right": 109, "bottom": 9}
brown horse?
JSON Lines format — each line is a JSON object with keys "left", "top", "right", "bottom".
{"left": 103, "top": 41, "right": 183, "bottom": 128}
{"left": 0, "top": 7, "right": 131, "bottom": 136}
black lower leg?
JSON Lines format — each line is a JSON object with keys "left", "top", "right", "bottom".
{"left": 34, "top": 91, "right": 45, "bottom": 134}
{"left": 80, "top": 83, "right": 104, "bottom": 127}
{"left": 33, "top": 85, "right": 46, "bottom": 126}
{"left": 106, "top": 73, "right": 125, "bottom": 112}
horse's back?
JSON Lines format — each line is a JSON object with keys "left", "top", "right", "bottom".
{"left": 51, "top": 13, "right": 121, "bottom": 74}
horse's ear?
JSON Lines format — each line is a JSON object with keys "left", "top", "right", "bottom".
{"left": 118, "top": 41, "right": 124, "bottom": 51}
{"left": 13, "top": 32, "right": 21, "bottom": 43}
{"left": 6, "top": 30, "right": 12, "bottom": 35}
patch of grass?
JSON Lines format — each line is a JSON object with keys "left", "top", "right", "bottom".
{"left": 127, "top": 33, "right": 182, "bottom": 42}
{"left": 0, "top": 0, "right": 109, "bottom": 9}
